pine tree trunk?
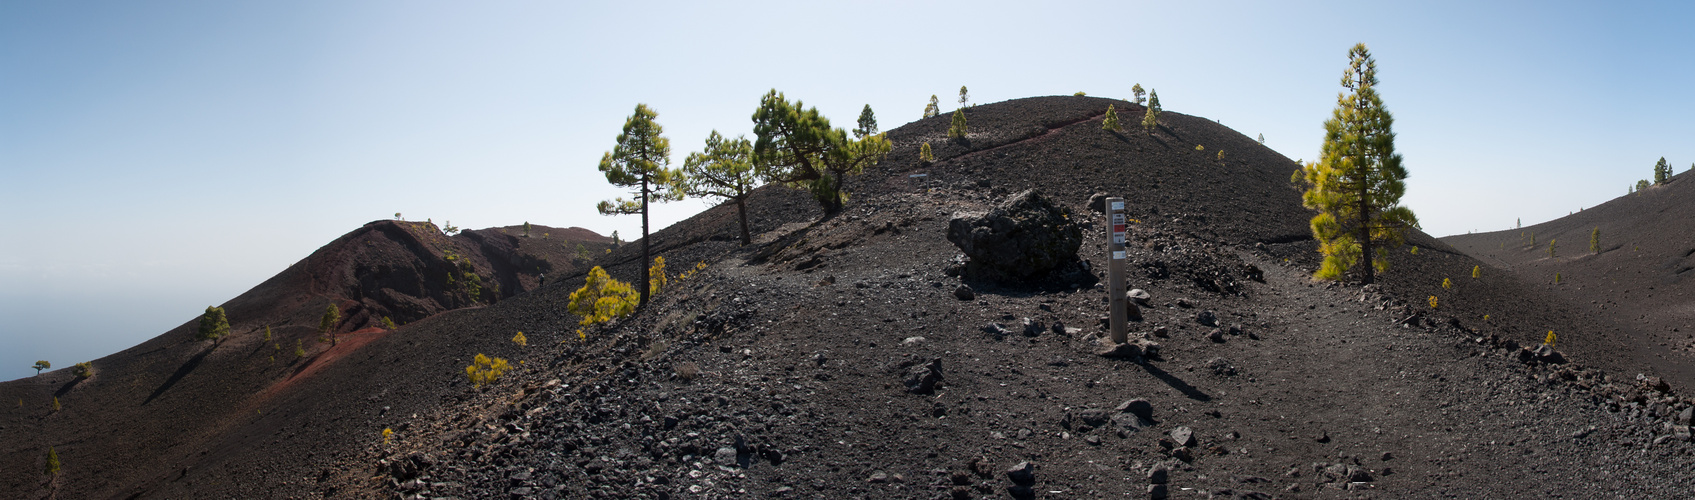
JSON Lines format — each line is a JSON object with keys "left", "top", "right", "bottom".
{"left": 639, "top": 174, "right": 650, "bottom": 308}
{"left": 736, "top": 197, "right": 752, "bottom": 245}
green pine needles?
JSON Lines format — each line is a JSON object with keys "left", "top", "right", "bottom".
{"left": 1101, "top": 104, "right": 1122, "bottom": 131}
{"left": 947, "top": 108, "right": 967, "bottom": 138}
{"left": 919, "top": 142, "right": 934, "bottom": 164}
{"left": 1297, "top": 44, "right": 1418, "bottom": 285}
{"left": 598, "top": 103, "right": 684, "bottom": 308}
{"left": 1140, "top": 89, "right": 1161, "bottom": 132}
{"left": 1654, "top": 157, "right": 1673, "bottom": 185}
{"left": 1548, "top": 239, "right": 1556, "bottom": 259}
{"left": 923, "top": 95, "right": 940, "bottom": 118}
{"left": 319, "top": 304, "right": 341, "bottom": 346}
{"left": 1131, "top": 84, "right": 1146, "bottom": 105}
{"left": 197, "top": 306, "right": 230, "bottom": 346}
{"left": 46, "top": 447, "right": 60, "bottom": 476}
{"left": 1590, "top": 227, "right": 1600, "bottom": 254}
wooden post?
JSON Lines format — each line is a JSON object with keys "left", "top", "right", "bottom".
{"left": 1107, "top": 197, "right": 1127, "bottom": 344}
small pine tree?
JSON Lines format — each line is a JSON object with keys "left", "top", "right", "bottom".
{"left": 1195, "top": 144, "right": 1204, "bottom": 151}
{"left": 958, "top": 85, "right": 969, "bottom": 108}
{"left": 319, "top": 304, "right": 342, "bottom": 346}
{"left": 1428, "top": 295, "right": 1438, "bottom": 309}
{"left": 197, "top": 306, "right": 230, "bottom": 346}
{"left": 381, "top": 316, "right": 397, "bottom": 330}
{"left": 1548, "top": 239, "right": 1557, "bottom": 258}
{"left": 1257, "top": 133, "right": 1265, "bottom": 144}
{"left": 1441, "top": 278, "right": 1453, "bottom": 289}
{"left": 1590, "top": 227, "right": 1600, "bottom": 254}
{"left": 464, "top": 353, "right": 511, "bottom": 388}
{"left": 72, "top": 362, "right": 93, "bottom": 378}
{"left": 33, "top": 360, "right": 49, "bottom": 376}
{"left": 1654, "top": 157, "right": 1672, "bottom": 185}
{"left": 293, "top": 339, "right": 306, "bottom": 358}
{"left": 1217, "top": 150, "right": 1225, "bottom": 161}
{"left": 923, "top": 95, "right": 940, "bottom": 118}
{"left": 1140, "top": 89, "right": 1161, "bottom": 132}
{"left": 854, "top": 104, "right": 878, "bottom": 139}
{"left": 1636, "top": 179, "right": 1651, "bottom": 191}
{"left": 1101, "top": 104, "right": 1122, "bottom": 131}
{"left": 919, "top": 142, "right": 935, "bottom": 164}
{"left": 512, "top": 331, "right": 527, "bottom": 346}
{"left": 45, "top": 447, "right": 60, "bottom": 476}
{"left": 1073, "top": 91, "right": 1086, "bottom": 96}
{"left": 262, "top": 325, "right": 272, "bottom": 342}
{"left": 1472, "top": 265, "right": 1481, "bottom": 279}
{"left": 523, "top": 221, "right": 532, "bottom": 237}
{"left": 648, "top": 256, "right": 668, "bottom": 296}
{"left": 1131, "top": 84, "right": 1146, "bottom": 105}
{"left": 947, "top": 108, "right": 967, "bottom": 138}
{"left": 52, "top": 397, "right": 60, "bottom": 411}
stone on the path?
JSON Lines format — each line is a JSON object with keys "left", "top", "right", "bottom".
{"left": 1005, "top": 461, "right": 1035, "bottom": 485}
{"left": 1196, "top": 310, "right": 1218, "bottom": 327}
{"left": 1128, "top": 288, "right": 1152, "bottom": 305}
{"left": 1169, "top": 426, "right": 1196, "bottom": 448}
{"left": 1206, "top": 329, "right": 1226, "bottom": 343}
{"left": 946, "top": 189, "right": 1088, "bottom": 284}
{"left": 1022, "top": 317, "right": 1043, "bottom": 336}
{"left": 1147, "top": 464, "right": 1170, "bottom": 484}
{"left": 953, "top": 284, "right": 975, "bottom": 301}
{"left": 904, "top": 358, "right": 944, "bottom": 394}
{"left": 1116, "top": 398, "right": 1154, "bottom": 420}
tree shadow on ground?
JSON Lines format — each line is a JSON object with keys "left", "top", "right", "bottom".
{"left": 143, "top": 347, "right": 211, "bottom": 405}
{"left": 1138, "top": 361, "right": 1211, "bottom": 401}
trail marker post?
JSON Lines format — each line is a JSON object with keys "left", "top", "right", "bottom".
{"left": 1107, "top": 197, "right": 1127, "bottom": 344}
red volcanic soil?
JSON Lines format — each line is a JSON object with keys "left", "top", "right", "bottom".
{"left": 1444, "top": 168, "right": 1695, "bottom": 390}
{"left": 5, "top": 96, "right": 1695, "bottom": 499}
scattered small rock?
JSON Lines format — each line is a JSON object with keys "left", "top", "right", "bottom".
{"left": 1148, "top": 464, "right": 1169, "bottom": 484}
{"left": 1022, "top": 317, "right": 1044, "bottom": 336}
{"left": 1116, "top": 399, "right": 1154, "bottom": 420}
{"left": 1169, "top": 426, "right": 1196, "bottom": 447}
{"left": 1006, "top": 461, "right": 1035, "bottom": 485}
{"left": 1206, "top": 329, "right": 1226, "bottom": 343}
{"left": 953, "top": 284, "right": 976, "bottom": 301}
{"left": 1128, "top": 288, "right": 1152, "bottom": 305}
{"left": 903, "top": 358, "right": 944, "bottom": 394}
{"left": 1196, "top": 310, "right": 1218, "bottom": 327}
{"left": 1205, "top": 357, "right": 1237, "bottom": 376}
{"left": 867, "top": 471, "right": 888, "bottom": 483}
{"left": 1151, "top": 326, "right": 1169, "bottom": 338}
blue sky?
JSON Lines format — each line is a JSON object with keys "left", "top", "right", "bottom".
{"left": 3, "top": 0, "right": 1691, "bottom": 380}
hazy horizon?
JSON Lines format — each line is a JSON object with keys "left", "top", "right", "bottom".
{"left": 5, "top": 0, "right": 1693, "bottom": 381}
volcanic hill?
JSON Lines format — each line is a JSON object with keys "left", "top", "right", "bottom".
{"left": 6, "top": 95, "right": 1695, "bottom": 499}
{"left": 1444, "top": 168, "right": 1695, "bottom": 388}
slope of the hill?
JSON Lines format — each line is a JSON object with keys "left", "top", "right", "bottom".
{"left": 0, "top": 220, "right": 609, "bottom": 499}
{"left": 8, "top": 95, "right": 1693, "bottom": 499}
{"left": 1444, "top": 169, "right": 1695, "bottom": 391}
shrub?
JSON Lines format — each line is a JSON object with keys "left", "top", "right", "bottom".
{"left": 1441, "top": 278, "right": 1452, "bottom": 290}
{"left": 1428, "top": 295, "right": 1438, "bottom": 309}
{"left": 197, "top": 306, "right": 230, "bottom": 345}
{"left": 919, "top": 142, "right": 935, "bottom": 163}
{"left": 71, "top": 362, "right": 93, "bottom": 379}
{"left": 1548, "top": 239, "right": 1556, "bottom": 258}
{"left": 1195, "top": 144, "right": 1204, "bottom": 151}
{"left": 464, "top": 353, "right": 510, "bottom": 388}
{"left": 382, "top": 428, "right": 394, "bottom": 444}
{"left": 1410, "top": 246, "right": 1419, "bottom": 255}
{"left": 512, "top": 331, "right": 527, "bottom": 347}
{"left": 568, "top": 266, "right": 640, "bottom": 326}
{"left": 1101, "top": 104, "right": 1121, "bottom": 131}
{"left": 52, "top": 397, "right": 61, "bottom": 411}
{"left": 676, "top": 361, "right": 700, "bottom": 381}
{"left": 678, "top": 260, "right": 708, "bottom": 281}
{"left": 294, "top": 339, "right": 306, "bottom": 358}
{"left": 45, "top": 447, "right": 60, "bottom": 476}
{"left": 1472, "top": 265, "right": 1481, "bottom": 279}
{"left": 947, "top": 109, "right": 967, "bottom": 138}
{"left": 263, "top": 325, "right": 272, "bottom": 342}
{"left": 1544, "top": 331, "right": 1557, "bottom": 347}
{"left": 1217, "top": 150, "right": 1225, "bottom": 161}
{"left": 1073, "top": 91, "right": 1086, "bottom": 96}
{"left": 381, "top": 316, "right": 397, "bottom": 330}
{"left": 1554, "top": 273, "right": 1562, "bottom": 284}
{"left": 649, "top": 256, "right": 668, "bottom": 296}
{"left": 33, "top": 360, "right": 48, "bottom": 376}
{"left": 1590, "top": 227, "right": 1599, "bottom": 254}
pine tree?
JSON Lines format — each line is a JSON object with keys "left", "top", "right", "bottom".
{"left": 1257, "top": 133, "right": 1265, "bottom": 144}
{"left": 597, "top": 103, "right": 683, "bottom": 308}
{"left": 947, "top": 108, "right": 967, "bottom": 138}
{"left": 523, "top": 221, "right": 531, "bottom": 237}
{"left": 197, "top": 306, "right": 230, "bottom": 346}
{"left": 262, "top": 325, "right": 272, "bottom": 342}
{"left": 319, "top": 304, "right": 341, "bottom": 346}
{"left": 854, "top": 105, "right": 878, "bottom": 139}
{"left": 1101, "top": 104, "right": 1122, "bottom": 131}
{"left": 1299, "top": 43, "right": 1419, "bottom": 285}
{"left": 923, "top": 95, "right": 940, "bottom": 118}
{"left": 680, "top": 131, "right": 765, "bottom": 245}
{"left": 919, "top": 142, "right": 935, "bottom": 164}
{"left": 45, "top": 447, "right": 60, "bottom": 476}
{"left": 1548, "top": 239, "right": 1557, "bottom": 258}
{"left": 753, "top": 90, "right": 890, "bottom": 215}
{"left": 33, "top": 360, "right": 48, "bottom": 376}
{"left": 1654, "top": 157, "right": 1672, "bottom": 185}
{"left": 1140, "top": 90, "right": 1161, "bottom": 132}
{"left": 1590, "top": 227, "right": 1600, "bottom": 254}
{"left": 1131, "top": 84, "right": 1146, "bottom": 105}
{"left": 1636, "top": 179, "right": 1650, "bottom": 191}
{"left": 958, "top": 86, "right": 969, "bottom": 108}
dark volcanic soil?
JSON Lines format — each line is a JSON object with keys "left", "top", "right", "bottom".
{"left": 1444, "top": 169, "right": 1695, "bottom": 392}
{"left": 5, "top": 96, "right": 1693, "bottom": 499}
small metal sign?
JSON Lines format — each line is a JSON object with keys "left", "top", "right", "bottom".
{"left": 1112, "top": 250, "right": 1125, "bottom": 260}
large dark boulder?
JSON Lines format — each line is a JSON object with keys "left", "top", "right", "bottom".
{"left": 946, "top": 189, "right": 1092, "bottom": 286}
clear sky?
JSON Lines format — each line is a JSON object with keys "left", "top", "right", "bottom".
{"left": 3, "top": 0, "right": 1691, "bottom": 380}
